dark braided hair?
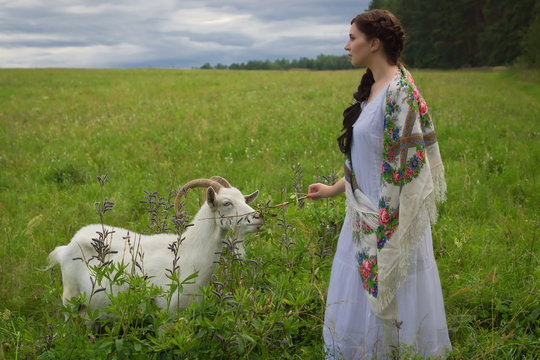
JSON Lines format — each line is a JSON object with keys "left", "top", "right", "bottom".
{"left": 337, "top": 9, "right": 406, "bottom": 155}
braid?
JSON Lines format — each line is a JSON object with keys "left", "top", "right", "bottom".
{"left": 337, "top": 69, "right": 375, "bottom": 154}
{"left": 372, "top": 15, "right": 405, "bottom": 64}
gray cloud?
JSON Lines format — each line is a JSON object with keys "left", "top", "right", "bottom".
{"left": 0, "top": 0, "right": 371, "bottom": 68}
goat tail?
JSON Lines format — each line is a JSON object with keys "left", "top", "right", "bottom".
{"left": 38, "top": 246, "right": 63, "bottom": 272}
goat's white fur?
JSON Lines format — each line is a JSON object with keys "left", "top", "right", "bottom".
{"left": 48, "top": 186, "right": 261, "bottom": 314}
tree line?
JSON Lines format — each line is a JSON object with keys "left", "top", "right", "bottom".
{"left": 200, "top": 54, "right": 355, "bottom": 71}
{"left": 200, "top": 0, "right": 539, "bottom": 70}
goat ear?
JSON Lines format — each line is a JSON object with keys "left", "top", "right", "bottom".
{"left": 244, "top": 190, "right": 259, "bottom": 204}
{"left": 206, "top": 186, "right": 217, "bottom": 207}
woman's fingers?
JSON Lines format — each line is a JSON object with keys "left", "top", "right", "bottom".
{"left": 307, "top": 183, "right": 324, "bottom": 200}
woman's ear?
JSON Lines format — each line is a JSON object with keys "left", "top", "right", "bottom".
{"left": 370, "top": 38, "right": 381, "bottom": 52}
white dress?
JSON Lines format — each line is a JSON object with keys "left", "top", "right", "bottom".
{"left": 323, "top": 86, "right": 452, "bottom": 359}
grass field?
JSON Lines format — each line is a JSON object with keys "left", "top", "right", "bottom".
{"left": 0, "top": 67, "right": 538, "bottom": 359}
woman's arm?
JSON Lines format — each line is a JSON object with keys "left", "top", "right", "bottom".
{"left": 307, "top": 177, "right": 346, "bottom": 200}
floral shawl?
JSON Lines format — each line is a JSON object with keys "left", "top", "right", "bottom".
{"left": 344, "top": 65, "right": 446, "bottom": 319}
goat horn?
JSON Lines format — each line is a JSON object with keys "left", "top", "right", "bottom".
{"left": 174, "top": 179, "right": 223, "bottom": 215}
{"left": 202, "top": 176, "right": 232, "bottom": 202}
{"left": 209, "top": 176, "right": 231, "bottom": 188}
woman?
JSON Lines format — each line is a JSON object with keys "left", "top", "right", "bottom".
{"left": 307, "top": 9, "right": 452, "bottom": 359}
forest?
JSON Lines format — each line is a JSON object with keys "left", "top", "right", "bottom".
{"left": 201, "top": 0, "right": 539, "bottom": 70}
{"left": 370, "top": 0, "right": 539, "bottom": 68}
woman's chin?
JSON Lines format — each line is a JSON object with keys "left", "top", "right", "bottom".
{"left": 350, "top": 59, "right": 363, "bottom": 68}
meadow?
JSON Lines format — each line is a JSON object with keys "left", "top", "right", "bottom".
{"left": 0, "top": 67, "right": 538, "bottom": 359}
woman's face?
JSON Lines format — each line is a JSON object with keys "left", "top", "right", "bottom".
{"left": 344, "top": 24, "right": 372, "bottom": 67}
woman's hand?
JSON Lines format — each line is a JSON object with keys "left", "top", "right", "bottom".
{"left": 307, "top": 183, "right": 332, "bottom": 200}
{"left": 307, "top": 177, "right": 346, "bottom": 200}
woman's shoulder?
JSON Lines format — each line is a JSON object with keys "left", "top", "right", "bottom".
{"left": 387, "top": 67, "right": 410, "bottom": 99}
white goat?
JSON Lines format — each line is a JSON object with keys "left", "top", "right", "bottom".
{"left": 48, "top": 177, "right": 262, "bottom": 314}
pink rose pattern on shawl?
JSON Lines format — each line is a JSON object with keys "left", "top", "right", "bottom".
{"left": 363, "top": 223, "right": 373, "bottom": 234}
{"left": 375, "top": 197, "right": 398, "bottom": 249}
{"left": 357, "top": 250, "right": 378, "bottom": 296}
{"left": 354, "top": 218, "right": 362, "bottom": 232}
{"left": 379, "top": 208, "right": 390, "bottom": 226}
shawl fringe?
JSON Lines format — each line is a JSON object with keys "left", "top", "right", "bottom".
{"left": 372, "top": 173, "right": 446, "bottom": 316}
{"left": 370, "top": 164, "right": 446, "bottom": 316}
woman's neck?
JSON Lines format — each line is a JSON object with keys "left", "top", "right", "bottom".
{"left": 368, "top": 60, "right": 399, "bottom": 84}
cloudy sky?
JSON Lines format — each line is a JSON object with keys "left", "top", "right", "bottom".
{"left": 0, "top": 0, "right": 371, "bottom": 68}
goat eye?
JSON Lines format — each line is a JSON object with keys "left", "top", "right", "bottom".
{"left": 223, "top": 202, "right": 232, "bottom": 207}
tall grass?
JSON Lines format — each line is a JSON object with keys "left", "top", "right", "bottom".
{"left": 0, "top": 67, "right": 538, "bottom": 358}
